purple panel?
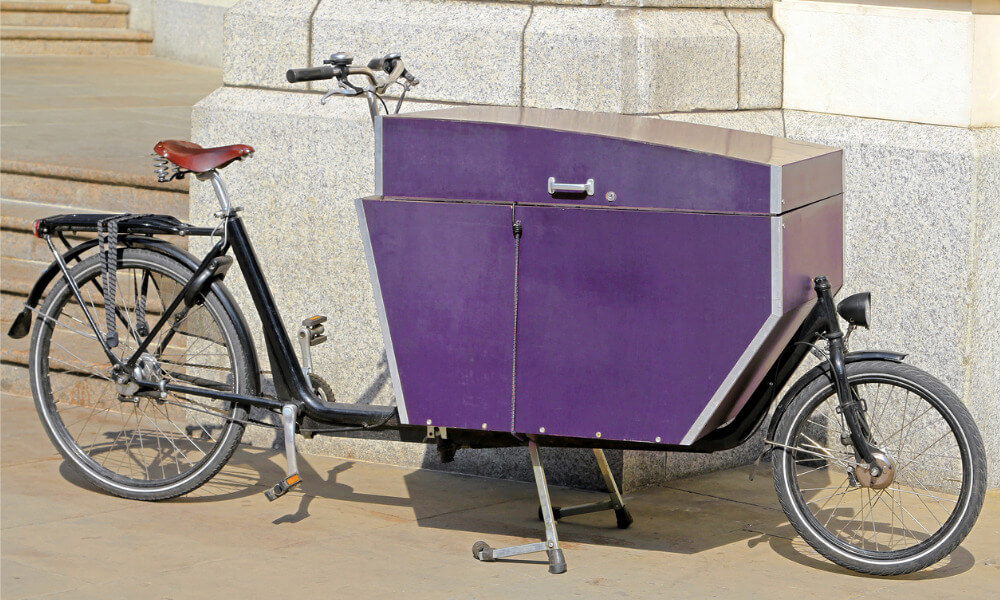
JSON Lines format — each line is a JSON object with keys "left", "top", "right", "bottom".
{"left": 362, "top": 199, "right": 515, "bottom": 431}
{"left": 783, "top": 195, "right": 844, "bottom": 309}
{"left": 382, "top": 119, "right": 772, "bottom": 214}
{"left": 513, "top": 207, "right": 772, "bottom": 443}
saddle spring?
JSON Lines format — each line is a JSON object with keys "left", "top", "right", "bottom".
{"left": 152, "top": 154, "right": 189, "bottom": 183}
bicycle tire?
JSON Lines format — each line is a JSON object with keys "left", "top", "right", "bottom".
{"left": 29, "top": 248, "right": 252, "bottom": 500}
{"left": 772, "top": 361, "right": 986, "bottom": 575}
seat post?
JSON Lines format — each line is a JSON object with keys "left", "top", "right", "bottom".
{"left": 203, "top": 170, "right": 233, "bottom": 213}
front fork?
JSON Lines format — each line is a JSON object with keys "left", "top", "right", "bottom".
{"left": 814, "top": 276, "right": 882, "bottom": 476}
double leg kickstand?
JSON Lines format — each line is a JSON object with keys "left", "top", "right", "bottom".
{"left": 472, "top": 443, "right": 632, "bottom": 575}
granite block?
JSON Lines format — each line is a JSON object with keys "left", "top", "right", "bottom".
{"left": 659, "top": 108, "right": 784, "bottom": 135}
{"left": 122, "top": 0, "right": 153, "bottom": 31}
{"left": 784, "top": 111, "right": 998, "bottom": 487}
{"left": 725, "top": 9, "right": 782, "bottom": 109}
{"left": 460, "top": 1, "right": 771, "bottom": 6}
{"left": 191, "top": 86, "right": 393, "bottom": 410}
{"left": 606, "top": 1, "right": 771, "bottom": 6}
{"left": 223, "top": 0, "right": 317, "bottom": 90}
{"left": 153, "top": 0, "right": 238, "bottom": 68}
{"left": 311, "top": 0, "right": 531, "bottom": 106}
{"left": 967, "top": 127, "right": 1000, "bottom": 486}
{"left": 524, "top": 7, "right": 738, "bottom": 114}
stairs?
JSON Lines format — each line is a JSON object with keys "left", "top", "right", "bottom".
{"left": 1, "top": 1, "right": 151, "bottom": 56}
{"left": 0, "top": 160, "right": 188, "bottom": 397}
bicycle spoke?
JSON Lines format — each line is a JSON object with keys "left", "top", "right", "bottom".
{"left": 33, "top": 252, "right": 245, "bottom": 496}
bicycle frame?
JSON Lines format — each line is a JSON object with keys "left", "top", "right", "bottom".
{"left": 33, "top": 175, "right": 397, "bottom": 429}
{"left": 27, "top": 196, "right": 896, "bottom": 457}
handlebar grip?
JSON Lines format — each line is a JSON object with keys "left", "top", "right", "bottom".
{"left": 285, "top": 65, "right": 336, "bottom": 83}
{"left": 367, "top": 57, "right": 384, "bottom": 71}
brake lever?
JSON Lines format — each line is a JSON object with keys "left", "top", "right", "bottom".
{"left": 392, "top": 81, "right": 411, "bottom": 114}
{"left": 320, "top": 80, "right": 363, "bottom": 104}
{"left": 377, "top": 61, "right": 406, "bottom": 94}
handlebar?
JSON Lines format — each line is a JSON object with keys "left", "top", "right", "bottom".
{"left": 285, "top": 65, "right": 337, "bottom": 83}
{"left": 285, "top": 51, "right": 418, "bottom": 94}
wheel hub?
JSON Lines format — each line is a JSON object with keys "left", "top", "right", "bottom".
{"left": 854, "top": 451, "right": 895, "bottom": 489}
{"left": 113, "top": 353, "right": 164, "bottom": 399}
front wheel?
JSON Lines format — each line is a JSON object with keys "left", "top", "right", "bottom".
{"left": 772, "top": 361, "right": 986, "bottom": 575}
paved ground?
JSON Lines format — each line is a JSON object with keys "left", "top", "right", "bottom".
{"left": 2, "top": 392, "right": 998, "bottom": 599}
{"left": 1, "top": 55, "right": 220, "bottom": 176}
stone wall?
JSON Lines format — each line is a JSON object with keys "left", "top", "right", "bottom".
{"left": 189, "top": 0, "right": 998, "bottom": 489}
{"left": 152, "top": 0, "right": 238, "bottom": 67}
{"left": 774, "top": 0, "right": 999, "bottom": 488}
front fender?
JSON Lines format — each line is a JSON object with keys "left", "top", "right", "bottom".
{"left": 765, "top": 351, "right": 908, "bottom": 441}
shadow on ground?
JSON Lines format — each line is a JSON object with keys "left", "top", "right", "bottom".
{"left": 57, "top": 445, "right": 976, "bottom": 579}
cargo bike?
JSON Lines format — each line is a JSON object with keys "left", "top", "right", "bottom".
{"left": 8, "top": 52, "right": 986, "bottom": 576}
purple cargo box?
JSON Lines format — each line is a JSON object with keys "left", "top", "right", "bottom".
{"left": 357, "top": 106, "right": 843, "bottom": 446}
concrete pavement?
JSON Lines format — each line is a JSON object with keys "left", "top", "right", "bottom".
{"left": 2, "top": 391, "right": 998, "bottom": 599}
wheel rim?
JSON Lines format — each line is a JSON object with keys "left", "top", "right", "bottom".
{"left": 33, "top": 255, "right": 243, "bottom": 490}
{"left": 781, "top": 372, "right": 973, "bottom": 561}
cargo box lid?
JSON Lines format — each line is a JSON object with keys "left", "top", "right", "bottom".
{"left": 380, "top": 106, "right": 842, "bottom": 215}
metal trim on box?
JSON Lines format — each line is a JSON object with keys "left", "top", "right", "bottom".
{"left": 770, "top": 164, "right": 782, "bottom": 215}
{"left": 680, "top": 215, "right": 784, "bottom": 445}
{"left": 355, "top": 198, "right": 408, "bottom": 424}
{"left": 374, "top": 115, "right": 384, "bottom": 196}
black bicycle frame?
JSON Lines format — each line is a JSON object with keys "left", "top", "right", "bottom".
{"left": 38, "top": 209, "right": 396, "bottom": 428}
{"left": 30, "top": 199, "right": 877, "bottom": 457}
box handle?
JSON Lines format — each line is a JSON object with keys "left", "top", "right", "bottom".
{"left": 547, "top": 177, "right": 595, "bottom": 196}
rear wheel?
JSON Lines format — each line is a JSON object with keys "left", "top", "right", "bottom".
{"left": 772, "top": 361, "right": 986, "bottom": 575}
{"left": 29, "top": 248, "right": 252, "bottom": 500}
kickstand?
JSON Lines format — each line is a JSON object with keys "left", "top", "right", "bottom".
{"left": 537, "top": 449, "right": 633, "bottom": 529}
{"left": 472, "top": 441, "right": 567, "bottom": 574}
{"left": 264, "top": 404, "right": 302, "bottom": 501}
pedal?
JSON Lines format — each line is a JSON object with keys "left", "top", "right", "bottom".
{"left": 301, "top": 315, "right": 328, "bottom": 345}
{"left": 302, "top": 315, "right": 327, "bottom": 328}
{"left": 298, "top": 316, "right": 328, "bottom": 377}
{"left": 264, "top": 473, "right": 302, "bottom": 501}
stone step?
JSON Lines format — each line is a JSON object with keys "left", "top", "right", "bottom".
{"left": 0, "top": 2, "right": 129, "bottom": 28}
{"left": 1, "top": 291, "right": 29, "bottom": 322}
{"left": 1, "top": 161, "right": 188, "bottom": 217}
{"left": 1, "top": 256, "right": 47, "bottom": 297}
{"left": 2, "top": 198, "right": 97, "bottom": 262}
{"left": 1, "top": 312, "right": 194, "bottom": 401}
{"left": 0, "top": 345, "right": 109, "bottom": 401}
{"left": 1, "top": 25, "right": 152, "bottom": 56}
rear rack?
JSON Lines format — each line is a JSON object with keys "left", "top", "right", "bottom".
{"left": 34, "top": 213, "right": 215, "bottom": 238}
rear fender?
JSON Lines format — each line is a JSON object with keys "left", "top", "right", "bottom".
{"left": 7, "top": 236, "right": 261, "bottom": 396}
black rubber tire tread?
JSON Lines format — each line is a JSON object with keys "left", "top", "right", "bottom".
{"left": 615, "top": 507, "right": 634, "bottom": 529}
{"left": 29, "top": 249, "right": 252, "bottom": 501}
{"left": 772, "top": 361, "right": 987, "bottom": 576}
